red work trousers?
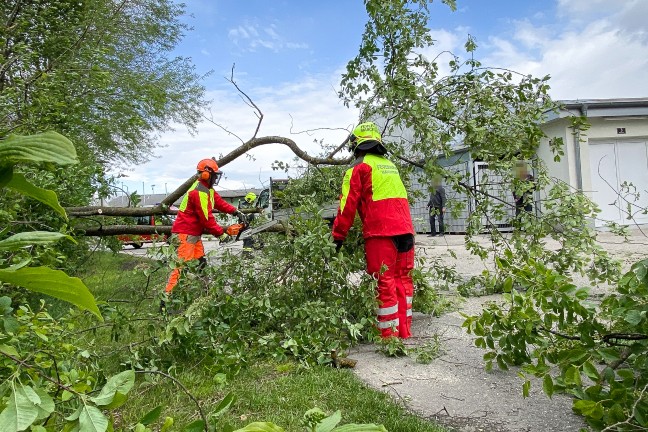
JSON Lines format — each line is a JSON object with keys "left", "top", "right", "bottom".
{"left": 365, "top": 235, "right": 415, "bottom": 339}
{"left": 165, "top": 234, "right": 205, "bottom": 293}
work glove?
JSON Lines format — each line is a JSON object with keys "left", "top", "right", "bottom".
{"left": 235, "top": 210, "right": 248, "bottom": 224}
{"left": 219, "top": 232, "right": 233, "bottom": 244}
{"left": 334, "top": 239, "right": 344, "bottom": 253}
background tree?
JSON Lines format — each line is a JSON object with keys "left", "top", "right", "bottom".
{"left": 1, "top": 0, "right": 206, "bottom": 165}
{"left": 1, "top": 0, "right": 208, "bottom": 262}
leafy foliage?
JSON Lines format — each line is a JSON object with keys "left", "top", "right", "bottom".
{"left": 1, "top": 0, "right": 209, "bottom": 275}
{"left": 0, "top": 298, "right": 136, "bottom": 431}
{"left": 336, "top": 3, "right": 641, "bottom": 430}
{"left": 463, "top": 258, "right": 648, "bottom": 430}
{"left": 0, "top": 0, "right": 206, "bottom": 165}
{"left": 0, "top": 131, "right": 100, "bottom": 316}
{"left": 157, "top": 202, "right": 378, "bottom": 369}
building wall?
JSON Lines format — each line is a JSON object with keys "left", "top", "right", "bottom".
{"left": 538, "top": 114, "right": 648, "bottom": 227}
{"left": 538, "top": 120, "right": 570, "bottom": 185}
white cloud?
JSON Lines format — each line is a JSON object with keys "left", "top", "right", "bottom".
{"left": 228, "top": 21, "right": 308, "bottom": 52}
{"left": 116, "top": 73, "right": 358, "bottom": 195}
{"left": 481, "top": 0, "right": 648, "bottom": 100}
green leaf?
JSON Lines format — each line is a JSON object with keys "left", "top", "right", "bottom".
{"left": 0, "top": 385, "right": 40, "bottom": 432}
{"left": 232, "top": 423, "right": 285, "bottom": 432}
{"left": 607, "top": 403, "right": 626, "bottom": 424}
{"left": 0, "top": 165, "right": 13, "bottom": 188}
{"left": 182, "top": 420, "right": 205, "bottom": 432}
{"left": 597, "top": 348, "right": 621, "bottom": 363}
{"left": 573, "top": 400, "right": 604, "bottom": 420}
{"left": 0, "top": 266, "right": 101, "bottom": 320}
{"left": 5, "top": 173, "right": 68, "bottom": 219}
{"left": 62, "top": 390, "right": 74, "bottom": 402}
{"left": 0, "top": 132, "right": 78, "bottom": 166}
{"left": 0, "top": 295, "right": 11, "bottom": 313}
{"left": 139, "top": 406, "right": 163, "bottom": 426}
{"left": 90, "top": 370, "right": 135, "bottom": 406}
{"left": 502, "top": 277, "right": 513, "bottom": 293}
{"left": 65, "top": 405, "right": 82, "bottom": 421}
{"left": 102, "top": 392, "right": 128, "bottom": 410}
{"left": 543, "top": 374, "right": 554, "bottom": 398}
{"left": 211, "top": 393, "right": 236, "bottom": 419}
{"left": 0, "top": 344, "right": 19, "bottom": 357}
{"left": 564, "top": 366, "right": 581, "bottom": 386}
{"left": 0, "top": 232, "right": 74, "bottom": 251}
{"left": 582, "top": 362, "right": 600, "bottom": 381}
{"left": 6, "top": 258, "right": 32, "bottom": 271}
{"left": 623, "top": 310, "right": 643, "bottom": 326}
{"left": 636, "top": 403, "right": 648, "bottom": 426}
{"left": 79, "top": 405, "right": 108, "bottom": 432}
{"left": 317, "top": 410, "right": 341, "bottom": 432}
{"left": 32, "top": 387, "right": 55, "bottom": 420}
{"left": 441, "top": 0, "right": 457, "bottom": 12}
{"left": 160, "top": 417, "right": 174, "bottom": 432}
{"left": 522, "top": 380, "right": 531, "bottom": 398}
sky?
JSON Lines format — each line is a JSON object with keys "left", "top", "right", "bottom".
{"left": 114, "top": 0, "right": 648, "bottom": 198}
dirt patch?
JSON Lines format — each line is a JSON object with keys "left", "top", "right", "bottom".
{"left": 349, "top": 230, "right": 647, "bottom": 432}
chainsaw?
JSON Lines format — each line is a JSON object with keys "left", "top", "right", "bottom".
{"left": 224, "top": 217, "right": 288, "bottom": 245}
{"left": 225, "top": 221, "right": 249, "bottom": 242}
{"left": 223, "top": 211, "right": 254, "bottom": 243}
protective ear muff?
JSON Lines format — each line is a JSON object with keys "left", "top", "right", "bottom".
{"left": 200, "top": 170, "right": 211, "bottom": 181}
{"left": 348, "top": 134, "right": 358, "bottom": 152}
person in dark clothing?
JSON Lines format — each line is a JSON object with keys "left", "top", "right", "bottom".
{"left": 426, "top": 179, "right": 446, "bottom": 236}
{"left": 513, "top": 163, "right": 535, "bottom": 217}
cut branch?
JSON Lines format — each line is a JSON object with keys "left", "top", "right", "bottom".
{"left": 79, "top": 225, "right": 172, "bottom": 236}
{"left": 66, "top": 135, "right": 350, "bottom": 221}
{"left": 78, "top": 218, "right": 288, "bottom": 237}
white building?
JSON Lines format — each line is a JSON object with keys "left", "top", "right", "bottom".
{"left": 538, "top": 98, "right": 648, "bottom": 227}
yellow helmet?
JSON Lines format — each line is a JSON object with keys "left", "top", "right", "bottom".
{"left": 348, "top": 122, "right": 387, "bottom": 155}
{"left": 244, "top": 192, "right": 257, "bottom": 204}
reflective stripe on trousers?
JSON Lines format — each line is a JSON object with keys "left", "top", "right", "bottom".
{"left": 377, "top": 318, "right": 400, "bottom": 329}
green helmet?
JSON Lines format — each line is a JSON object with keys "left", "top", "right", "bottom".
{"left": 244, "top": 192, "right": 257, "bottom": 204}
{"left": 348, "top": 122, "right": 387, "bottom": 155}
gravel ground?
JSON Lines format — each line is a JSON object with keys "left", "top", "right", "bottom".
{"left": 349, "top": 230, "right": 648, "bottom": 432}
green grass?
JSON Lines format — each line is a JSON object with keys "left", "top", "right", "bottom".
{"left": 75, "top": 250, "right": 447, "bottom": 432}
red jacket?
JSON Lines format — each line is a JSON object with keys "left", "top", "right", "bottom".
{"left": 332, "top": 153, "right": 414, "bottom": 240}
{"left": 171, "top": 179, "right": 236, "bottom": 237}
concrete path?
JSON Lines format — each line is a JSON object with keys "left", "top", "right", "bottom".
{"left": 350, "top": 299, "right": 586, "bottom": 432}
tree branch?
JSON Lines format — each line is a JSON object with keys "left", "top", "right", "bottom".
{"left": 79, "top": 225, "right": 171, "bottom": 236}
{"left": 66, "top": 135, "right": 350, "bottom": 220}
{"left": 135, "top": 370, "right": 208, "bottom": 432}
{"left": 227, "top": 63, "right": 263, "bottom": 139}
{"left": 0, "top": 350, "right": 78, "bottom": 394}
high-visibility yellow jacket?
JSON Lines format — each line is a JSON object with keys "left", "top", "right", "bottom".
{"left": 332, "top": 153, "right": 414, "bottom": 240}
{"left": 171, "top": 179, "right": 236, "bottom": 237}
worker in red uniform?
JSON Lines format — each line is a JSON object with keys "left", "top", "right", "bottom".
{"left": 332, "top": 122, "right": 416, "bottom": 339}
{"left": 164, "top": 158, "right": 246, "bottom": 294}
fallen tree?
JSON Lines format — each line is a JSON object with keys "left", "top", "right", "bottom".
{"left": 5, "top": 1, "right": 648, "bottom": 430}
